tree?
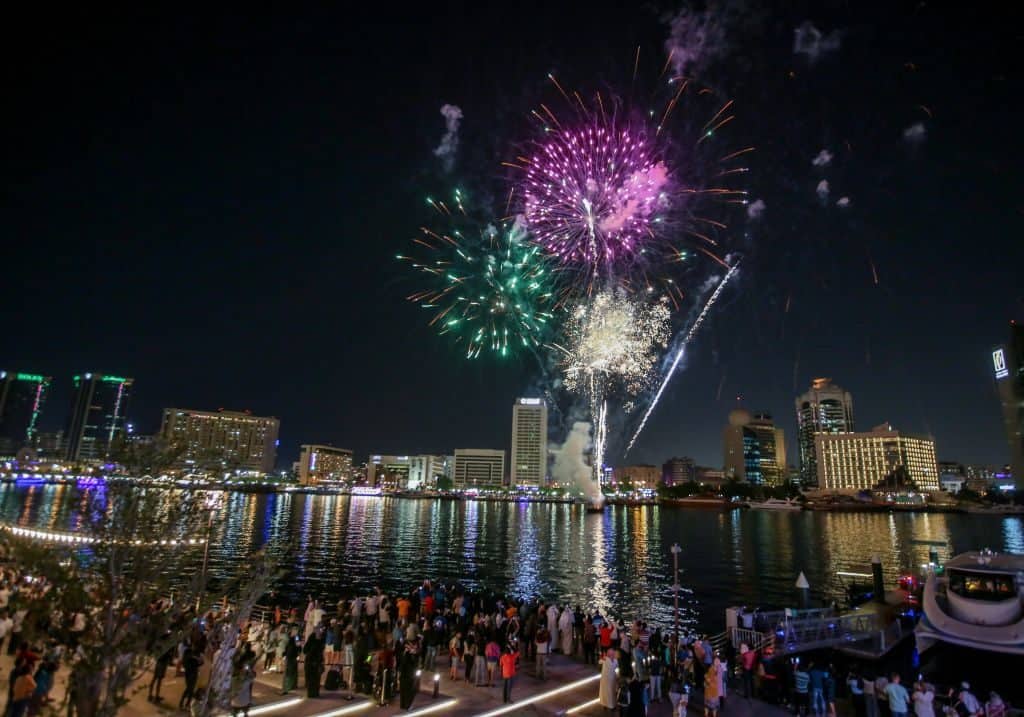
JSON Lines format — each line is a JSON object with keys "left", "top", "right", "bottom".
{"left": 6, "top": 484, "right": 265, "bottom": 717}
{"left": 110, "top": 437, "right": 184, "bottom": 477}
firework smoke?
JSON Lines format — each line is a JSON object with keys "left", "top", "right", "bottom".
{"left": 552, "top": 421, "right": 603, "bottom": 507}
{"left": 433, "top": 104, "right": 464, "bottom": 172}
{"left": 812, "top": 149, "right": 833, "bottom": 167}
{"left": 746, "top": 198, "right": 766, "bottom": 220}
{"left": 836, "top": 196, "right": 851, "bottom": 208}
{"left": 903, "top": 122, "right": 927, "bottom": 143}
{"left": 793, "top": 21, "right": 841, "bottom": 61}
{"left": 816, "top": 179, "right": 830, "bottom": 201}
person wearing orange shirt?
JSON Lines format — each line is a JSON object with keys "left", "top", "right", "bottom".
{"left": 499, "top": 644, "right": 519, "bottom": 704}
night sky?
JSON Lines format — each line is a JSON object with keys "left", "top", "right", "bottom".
{"left": 4, "top": 3, "right": 1022, "bottom": 470}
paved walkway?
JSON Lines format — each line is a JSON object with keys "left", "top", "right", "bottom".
{"left": 2, "top": 649, "right": 796, "bottom": 717}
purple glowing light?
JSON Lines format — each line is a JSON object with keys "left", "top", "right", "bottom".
{"left": 522, "top": 124, "right": 670, "bottom": 272}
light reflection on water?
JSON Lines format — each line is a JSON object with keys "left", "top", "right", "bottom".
{"left": 0, "top": 485, "right": 1020, "bottom": 630}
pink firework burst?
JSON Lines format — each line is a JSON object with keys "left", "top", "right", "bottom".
{"left": 522, "top": 122, "right": 670, "bottom": 273}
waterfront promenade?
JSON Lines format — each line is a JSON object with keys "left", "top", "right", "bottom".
{"left": 0, "top": 646, "right": 793, "bottom": 717}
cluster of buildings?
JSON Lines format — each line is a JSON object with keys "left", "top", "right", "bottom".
{"left": 2, "top": 324, "right": 1021, "bottom": 493}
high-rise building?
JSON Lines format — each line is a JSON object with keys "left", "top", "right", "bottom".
{"left": 511, "top": 398, "right": 548, "bottom": 487}
{"left": 662, "top": 456, "right": 696, "bottom": 485}
{"left": 298, "top": 444, "right": 353, "bottom": 486}
{"left": 993, "top": 323, "right": 1024, "bottom": 490}
{"left": 408, "top": 455, "right": 452, "bottom": 489}
{"left": 367, "top": 455, "right": 412, "bottom": 489}
{"left": 795, "top": 378, "right": 855, "bottom": 486}
{"left": 0, "top": 371, "right": 51, "bottom": 456}
{"left": 815, "top": 423, "right": 939, "bottom": 492}
{"left": 65, "top": 373, "right": 134, "bottom": 463}
{"left": 160, "top": 408, "right": 279, "bottom": 473}
{"left": 723, "top": 409, "right": 786, "bottom": 485}
{"left": 453, "top": 448, "right": 505, "bottom": 489}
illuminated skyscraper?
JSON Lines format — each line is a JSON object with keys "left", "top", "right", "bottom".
{"left": 511, "top": 398, "right": 547, "bottom": 487}
{"left": 65, "top": 373, "right": 133, "bottom": 462}
{"left": 795, "top": 378, "right": 854, "bottom": 486}
{"left": 723, "top": 409, "right": 786, "bottom": 485}
{"left": 0, "top": 371, "right": 51, "bottom": 456}
{"left": 993, "top": 323, "right": 1024, "bottom": 489}
{"left": 160, "top": 408, "right": 279, "bottom": 473}
{"left": 815, "top": 423, "right": 939, "bottom": 492}
{"left": 453, "top": 448, "right": 505, "bottom": 489}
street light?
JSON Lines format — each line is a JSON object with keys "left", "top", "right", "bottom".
{"left": 670, "top": 543, "right": 682, "bottom": 646}
{"left": 197, "top": 491, "right": 224, "bottom": 611}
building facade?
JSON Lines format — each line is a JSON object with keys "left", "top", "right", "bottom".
{"left": 815, "top": 423, "right": 940, "bottom": 492}
{"left": 298, "top": 444, "right": 353, "bottom": 486}
{"left": 511, "top": 398, "right": 548, "bottom": 487}
{"left": 408, "top": 454, "right": 452, "bottom": 490}
{"left": 723, "top": 409, "right": 787, "bottom": 485}
{"left": 993, "top": 323, "right": 1024, "bottom": 489}
{"left": 662, "top": 456, "right": 696, "bottom": 485}
{"left": 65, "top": 373, "right": 134, "bottom": 462}
{"left": 366, "top": 455, "right": 411, "bottom": 489}
{"left": 160, "top": 408, "right": 279, "bottom": 473}
{"left": 0, "top": 371, "right": 51, "bottom": 456}
{"left": 611, "top": 464, "right": 660, "bottom": 489}
{"left": 453, "top": 448, "right": 505, "bottom": 489}
{"left": 795, "top": 378, "right": 855, "bottom": 486}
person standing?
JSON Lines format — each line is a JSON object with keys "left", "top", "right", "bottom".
{"left": 179, "top": 645, "right": 203, "bottom": 712}
{"left": 704, "top": 658, "right": 721, "bottom": 717}
{"left": 0, "top": 610, "right": 12, "bottom": 656}
{"left": 559, "top": 605, "right": 574, "bottom": 656}
{"left": 398, "top": 641, "right": 419, "bottom": 710}
{"left": 500, "top": 644, "right": 518, "bottom": 704}
{"left": 885, "top": 674, "right": 910, "bottom": 717}
{"left": 599, "top": 648, "right": 619, "bottom": 710}
{"left": 282, "top": 630, "right": 300, "bottom": 695}
{"left": 485, "top": 637, "right": 501, "bottom": 687}
{"left": 912, "top": 681, "right": 935, "bottom": 717}
{"left": 863, "top": 672, "right": 879, "bottom": 717}
{"left": 535, "top": 624, "right": 550, "bottom": 680}
{"left": 231, "top": 642, "right": 257, "bottom": 717}
{"left": 304, "top": 627, "right": 326, "bottom": 697}
{"left": 148, "top": 642, "right": 174, "bottom": 703}
{"left": 740, "top": 644, "right": 757, "bottom": 700}
{"left": 583, "top": 618, "right": 597, "bottom": 665}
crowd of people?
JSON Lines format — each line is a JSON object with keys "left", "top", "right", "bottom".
{"left": 0, "top": 544, "right": 1013, "bottom": 717}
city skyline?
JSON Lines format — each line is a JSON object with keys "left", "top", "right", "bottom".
{"left": 2, "top": 5, "right": 1021, "bottom": 472}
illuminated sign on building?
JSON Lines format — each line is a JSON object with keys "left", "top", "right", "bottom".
{"left": 994, "top": 348, "right": 1009, "bottom": 379}
{"left": 518, "top": 398, "right": 542, "bottom": 405}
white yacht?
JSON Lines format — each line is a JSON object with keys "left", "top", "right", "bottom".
{"left": 747, "top": 498, "right": 803, "bottom": 511}
{"left": 916, "top": 550, "right": 1024, "bottom": 656}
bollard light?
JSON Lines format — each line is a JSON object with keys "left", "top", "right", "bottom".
{"left": 433, "top": 672, "right": 440, "bottom": 699}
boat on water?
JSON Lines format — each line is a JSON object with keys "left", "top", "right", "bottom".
{"left": 747, "top": 498, "right": 803, "bottom": 511}
{"left": 962, "top": 504, "right": 1024, "bottom": 515}
{"left": 916, "top": 550, "right": 1024, "bottom": 656}
{"left": 661, "top": 495, "right": 738, "bottom": 510}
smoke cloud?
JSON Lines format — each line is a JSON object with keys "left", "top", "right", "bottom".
{"left": 552, "top": 421, "right": 603, "bottom": 506}
{"left": 816, "top": 179, "right": 830, "bottom": 200}
{"left": 903, "top": 122, "right": 927, "bottom": 143}
{"left": 746, "top": 198, "right": 766, "bottom": 219}
{"left": 793, "top": 21, "right": 841, "bottom": 61}
{"left": 836, "top": 196, "right": 851, "bottom": 208}
{"left": 812, "top": 149, "right": 833, "bottom": 167}
{"left": 433, "top": 104, "right": 463, "bottom": 172}
{"left": 662, "top": 5, "right": 729, "bottom": 78}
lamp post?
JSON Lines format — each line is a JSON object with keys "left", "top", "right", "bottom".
{"left": 197, "top": 491, "right": 223, "bottom": 611}
{"left": 671, "top": 543, "right": 682, "bottom": 645}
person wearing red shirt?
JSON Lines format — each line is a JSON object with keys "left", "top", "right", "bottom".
{"left": 422, "top": 594, "right": 435, "bottom": 618}
{"left": 499, "top": 645, "right": 519, "bottom": 704}
{"left": 599, "top": 624, "right": 613, "bottom": 651}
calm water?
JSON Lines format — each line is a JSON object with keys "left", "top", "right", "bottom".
{"left": 2, "top": 484, "right": 1022, "bottom": 632}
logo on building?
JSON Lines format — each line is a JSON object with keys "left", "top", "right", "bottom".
{"left": 993, "top": 348, "right": 1009, "bottom": 379}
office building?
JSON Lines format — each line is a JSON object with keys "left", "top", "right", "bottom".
{"left": 993, "top": 323, "right": 1024, "bottom": 490}
{"left": 695, "top": 466, "right": 726, "bottom": 487}
{"left": 298, "top": 444, "right": 354, "bottom": 486}
{"left": 611, "top": 464, "right": 660, "bottom": 489}
{"left": 408, "top": 454, "right": 452, "bottom": 489}
{"left": 160, "top": 408, "right": 279, "bottom": 473}
{"left": 795, "top": 378, "right": 855, "bottom": 486}
{"left": 367, "top": 455, "right": 412, "bottom": 489}
{"left": 0, "top": 372, "right": 51, "bottom": 456}
{"left": 511, "top": 398, "right": 548, "bottom": 487}
{"left": 662, "top": 456, "right": 696, "bottom": 485}
{"left": 453, "top": 448, "right": 505, "bottom": 489}
{"left": 65, "top": 373, "right": 134, "bottom": 462}
{"left": 815, "top": 423, "right": 939, "bottom": 492}
{"left": 723, "top": 409, "right": 786, "bottom": 485}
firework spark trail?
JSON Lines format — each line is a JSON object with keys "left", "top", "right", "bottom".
{"left": 625, "top": 260, "right": 740, "bottom": 454}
